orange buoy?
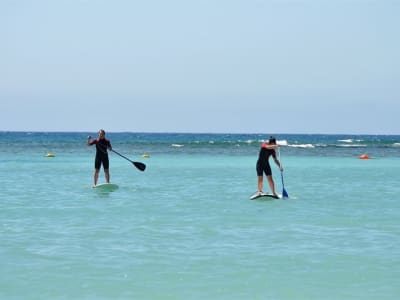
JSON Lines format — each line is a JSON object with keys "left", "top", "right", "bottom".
{"left": 359, "top": 154, "right": 369, "bottom": 160}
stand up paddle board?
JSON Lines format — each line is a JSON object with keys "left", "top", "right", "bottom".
{"left": 93, "top": 183, "right": 119, "bottom": 191}
{"left": 250, "top": 192, "right": 281, "bottom": 200}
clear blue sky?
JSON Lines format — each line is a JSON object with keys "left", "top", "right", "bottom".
{"left": 1, "top": 0, "right": 399, "bottom": 134}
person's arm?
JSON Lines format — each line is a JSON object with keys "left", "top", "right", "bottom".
{"left": 87, "top": 135, "right": 95, "bottom": 146}
{"left": 272, "top": 152, "right": 283, "bottom": 172}
{"left": 262, "top": 142, "right": 280, "bottom": 150}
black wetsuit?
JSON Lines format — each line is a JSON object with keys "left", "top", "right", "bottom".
{"left": 256, "top": 144, "right": 276, "bottom": 176}
{"left": 89, "top": 138, "right": 112, "bottom": 170}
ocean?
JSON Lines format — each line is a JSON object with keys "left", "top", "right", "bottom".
{"left": 1, "top": 132, "right": 399, "bottom": 299}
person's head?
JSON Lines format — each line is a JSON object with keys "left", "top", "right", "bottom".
{"left": 98, "top": 129, "right": 106, "bottom": 139}
{"left": 268, "top": 136, "right": 277, "bottom": 145}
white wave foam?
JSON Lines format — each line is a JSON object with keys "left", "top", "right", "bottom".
{"left": 171, "top": 144, "right": 184, "bottom": 147}
{"left": 338, "top": 139, "right": 363, "bottom": 143}
{"left": 337, "top": 144, "right": 366, "bottom": 148}
{"left": 288, "top": 144, "right": 315, "bottom": 148}
{"left": 338, "top": 139, "right": 353, "bottom": 143}
{"left": 277, "top": 140, "right": 288, "bottom": 146}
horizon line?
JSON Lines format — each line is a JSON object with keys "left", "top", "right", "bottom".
{"left": 1, "top": 130, "right": 399, "bottom": 136}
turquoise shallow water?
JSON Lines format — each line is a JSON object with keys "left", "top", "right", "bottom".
{"left": 1, "top": 133, "right": 400, "bottom": 299}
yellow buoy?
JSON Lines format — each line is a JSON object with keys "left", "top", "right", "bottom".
{"left": 45, "top": 153, "right": 55, "bottom": 157}
{"left": 142, "top": 153, "right": 150, "bottom": 158}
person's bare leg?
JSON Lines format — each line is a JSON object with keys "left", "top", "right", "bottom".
{"left": 104, "top": 169, "right": 110, "bottom": 183}
{"left": 94, "top": 169, "right": 100, "bottom": 187}
{"left": 257, "top": 176, "right": 263, "bottom": 194}
{"left": 267, "top": 175, "right": 277, "bottom": 195}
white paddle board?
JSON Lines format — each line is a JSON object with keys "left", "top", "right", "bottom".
{"left": 93, "top": 183, "right": 119, "bottom": 191}
{"left": 250, "top": 192, "right": 281, "bottom": 200}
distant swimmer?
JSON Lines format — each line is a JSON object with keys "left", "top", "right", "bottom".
{"left": 87, "top": 129, "right": 112, "bottom": 187}
{"left": 255, "top": 136, "right": 283, "bottom": 198}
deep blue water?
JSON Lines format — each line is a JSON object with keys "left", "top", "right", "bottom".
{"left": 1, "top": 131, "right": 399, "bottom": 157}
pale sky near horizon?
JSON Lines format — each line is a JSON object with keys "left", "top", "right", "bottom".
{"left": 1, "top": 0, "right": 399, "bottom": 134}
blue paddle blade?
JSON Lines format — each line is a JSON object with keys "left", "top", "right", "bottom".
{"left": 281, "top": 172, "right": 289, "bottom": 198}
{"left": 282, "top": 187, "right": 289, "bottom": 198}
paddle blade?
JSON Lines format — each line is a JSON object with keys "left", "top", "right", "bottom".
{"left": 133, "top": 161, "right": 146, "bottom": 171}
{"left": 281, "top": 172, "right": 289, "bottom": 198}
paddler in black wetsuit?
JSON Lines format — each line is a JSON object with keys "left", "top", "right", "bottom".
{"left": 256, "top": 136, "right": 283, "bottom": 198}
{"left": 87, "top": 129, "right": 112, "bottom": 187}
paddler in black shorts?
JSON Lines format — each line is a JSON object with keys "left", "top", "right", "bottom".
{"left": 87, "top": 129, "right": 112, "bottom": 187}
{"left": 256, "top": 136, "right": 283, "bottom": 198}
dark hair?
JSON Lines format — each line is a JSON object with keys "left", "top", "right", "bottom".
{"left": 268, "top": 136, "right": 276, "bottom": 145}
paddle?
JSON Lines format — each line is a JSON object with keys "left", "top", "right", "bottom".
{"left": 111, "top": 149, "right": 146, "bottom": 171}
{"left": 278, "top": 148, "right": 289, "bottom": 198}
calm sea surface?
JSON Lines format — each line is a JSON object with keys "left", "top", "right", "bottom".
{"left": 1, "top": 132, "right": 400, "bottom": 299}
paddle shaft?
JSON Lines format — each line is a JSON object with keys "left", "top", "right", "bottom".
{"left": 111, "top": 149, "right": 146, "bottom": 171}
{"left": 278, "top": 148, "right": 289, "bottom": 198}
{"left": 111, "top": 149, "right": 133, "bottom": 163}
